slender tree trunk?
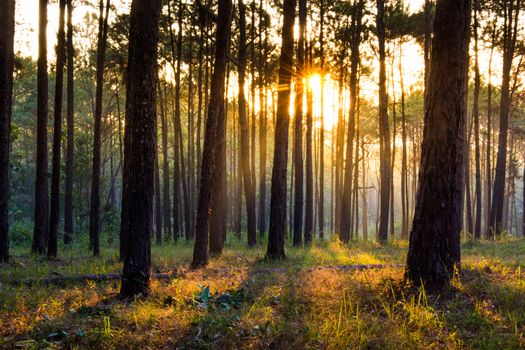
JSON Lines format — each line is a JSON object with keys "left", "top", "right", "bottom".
{"left": 33, "top": 0, "right": 49, "bottom": 255}
{"left": 377, "top": 0, "right": 391, "bottom": 242}
{"left": 48, "top": 0, "right": 67, "bottom": 258}
{"left": 490, "top": 0, "right": 519, "bottom": 237}
{"left": 305, "top": 40, "right": 314, "bottom": 245}
{"left": 485, "top": 27, "right": 495, "bottom": 237}
{"left": 399, "top": 45, "right": 408, "bottom": 240}
{"left": 464, "top": 114, "right": 473, "bottom": 233}
{"left": 192, "top": 0, "right": 233, "bottom": 268}
{"left": 89, "top": 0, "right": 110, "bottom": 257}
{"left": 340, "top": 0, "right": 363, "bottom": 242}
{"left": 473, "top": 0, "right": 482, "bottom": 238}
{"left": 64, "top": 0, "right": 74, "bottom": 245}
{"left": 159, "top": 84, "right": 171, "bottom": 239}
{"left": 238, "top": 0, "right": 257, "bottom": 247}
{"left": 0, "top": 0, "right": 15, "bottom": 262}
{"left": 119, "top": 0, "right": 161, "bottom": 298}
{"left": 267, "top": 0, "right": 295, "bottom": 260}
{"left": 406, "top": 0, "right": 470, "bottom": 291}
{"left": 154, "top": 150, "right": 162, "bottom": 244}
{"left": 293, "top": 0, "right": 306, "bottom": 247}
{"left": 318, "top": 0, "right": 325, "bottom": 239}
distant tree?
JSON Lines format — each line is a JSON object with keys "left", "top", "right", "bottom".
{"left": 192, "top": 0, "right": 233, "bottom": 268}
{"left": 119, "top": 0, "right": 162, "bottom": 298}
{"left": 48, "top": 0, "right": 67, "bottom": 258}
{"left": 0, "top": 0, "right": 16, "bottom": 263}
{"left": 267, "top": 0, "right": 296, "bottom": 259}
{"left": 33, "top": 0, "right": 50, "bottom": 255}
{"left": 406, "top": 0, "right": 470, "bottom": 290}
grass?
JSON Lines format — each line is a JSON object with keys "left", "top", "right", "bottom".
{"left": 0, "top": 236, "right": 524, "bottom": 349}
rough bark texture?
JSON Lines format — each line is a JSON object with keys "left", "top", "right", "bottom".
{"left": 33, "top": 0, "right": 49, "bottom": 255}
{"left": 48, "top": 0, "right": 67, "bottom": 258}
{"left": 0, "top": 0, "right": 15, "bottom": 263}
{"left": 406, "top": 0, "right": 470, "bottom": 291}
{"left": 192, "top": 0, "right": 232, "bottom": 268}
{"left": 89, "top": 0, "right": 110, "bottom": 257}
{"left": 267, "top": 0, "right": 295, "bottom": 260}
{"left": 119, "top": 0, "right": 161, "bottom": 298}
{"left": 64, "top": 0, "right": 74, "bottom": 245}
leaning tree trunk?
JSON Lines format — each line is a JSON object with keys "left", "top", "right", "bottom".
{"left": 406, "top": 0, "right": 470, "bottom": 291}
{"left": 119, "top": 0, "right": 162, "bottom": 298}
{"left": 192, "top": 0, "right": 233, "bottom": 268}
{"left": 48, "top": 0, "right": 67, "bottom": 258}
{"left": 267, "top": 0, "right": 296, "bottom": 260}
{"left": 64, "top": 0, "right": 74, "bottom": 245}
{"left": 33, "top": 0, "right": 49, "bottom": 255}
{"left": 0, "top": 0, "right": 15, "bottom": 263}
{"left": 89, "top": 0, "right": 110, "bottom": 257}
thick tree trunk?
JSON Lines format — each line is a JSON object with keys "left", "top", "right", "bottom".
{"left": 406, "top": 0, "right": 470, "bottom": 291}
{"left": 0, "top": 0, "right": 15, "bottom": 263}
{"left": 48, "top": 0, "right": 67, "bottom": 258}
{"left": 192, "top": 0, "right": 233, "bottom": 268}
{"left": 377, "top": 0, "right": 391, "bottom": 243}
{"left": 33, "top": 0, "right": 49, "bottom": 255}
{"left": 119, "top": 0, "right": 161, "bottom": 298}
{"left": 64, "top": 0, "right": 74, "bottom": 245}
{"left": 267, "top": 0, "right": 295, "bottom": 260}
{"left": 89, "top": 0, "right": 110, "bottom": 257}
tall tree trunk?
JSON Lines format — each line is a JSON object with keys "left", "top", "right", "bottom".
{"left": 318, "top": 0, "right": 325, "bottom": 239}
{"left": 238, "top": 0, "right": 257, "bottom": 247}
{"left": 258, "top": 36, "right": 268, "bottom": 237}
{"left": 192, "top": 0, "right": 233, "bottom": 268}
{"left": 48, "top": 0, "right": 67, "bottom": 258}
{"left": 490, "top": 0, "right": 519, "bottom": 237}
{"left": 305, "top": 41, "right": 314, "bottom": 245}
{"left": 0, "top": 0, "right": 15, "bottom": 262}
{"left": 64, "top": 0, "right": 74, "bottom": 245}
{"left": 340, "top": 0, "right": 363, "bottom": 242}
{"left": 293, "top": 0, "right": 306, "bottom": 247}
{"left": 406, "top": 0, "right": 470, "bottom": 291}
{"left": 485, "top": 26, "right": 495, "bottom": 237}
{"left": 119, "top": 0, "right": 161, "bottom": 298}
{"left": 159, "top": 84, "right": 171, "bottom": 239}
{"left": 399, "top": 44, "right": 408, "bottom": 240}
{"left": 89, "top": 0, "right": 110, "bottom": 257}
{"left": 464, "top": 115, "right": 473, "bottom": 233}
{"left": 267, "top": 0, "right": 295, "bottom": 260}
{"left": 33, "top": 0, "right": 49, "bottom": 255}
{"left": 377, "top": 0, "right": 391, "bottom": 242}
{"left": 473, "top": 0, "right": 482, "bottom": 238}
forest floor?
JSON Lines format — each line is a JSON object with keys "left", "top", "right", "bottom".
{"left": 1, "top": 237, "right": 524, "bottom": 349}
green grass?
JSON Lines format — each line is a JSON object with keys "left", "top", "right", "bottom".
{"left": 1, "top": 236, "right": 524, "bottom": 349}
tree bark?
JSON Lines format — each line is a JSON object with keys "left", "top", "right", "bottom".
{"left": 472, "top": 0, "right": 482, "bottom": 238}
{"left": 490, "top": 0, "right": 519, "bottom": 238}
{"left": 406, "top": 0, "right": 470, "bottom": 291}
{"left": 159, "top": 84, "right": 171, "bottom": 239}
{"left": 119, "top": 0, "right": 162, "bottom": 298}
{"left": 64, "top": 0, "right": 74, "bottom": 245}
{"left": 33, "top": 0, "right": 49, "bottom": 255}
{"left": 377, "top": 0, "right": 391, "bottom": 243}
{"left": 0, "top": 0, "right": 15, "bottom": 262}
{"left": 48, "top": 0, "right": 67, "bottom": 258}
{"left": 267, "top": 0, "right": 295, "bottom": 260}
{"left": 192, "top": 0, "right": 233, "bottom": 268}
{"left": 89, "top": 0, "right": 110, "bottom": 257}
